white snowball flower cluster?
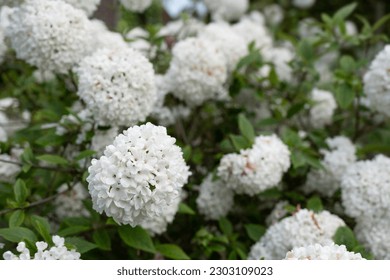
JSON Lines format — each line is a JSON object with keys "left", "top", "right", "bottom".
{"left": 126, "top": 27, "right": 158, "bottom": 59}
{"left": 355, "top": 216, "right": 390, "bottom": 259}
{"left": 293, "top": 0, "right": 316, "bottom": 9}
{"left": 260, "top": 47, "right": 294, "bottom": 82}
{"left": 76, "top": 47, "right": 157, "bottom": 126}
{"left": 341, "top": 155, "right": 390, "bottom": 219}
{"left": 120, "top": 0, "right": 152, "bottom": 13}
{"left": 303, "top": 136, "right": 356, "bottom": 197}
{"left": 196, "top": 175, "right": 234, "bottom": 220}
{"left": 363, "top": 45, "right": 390, "bottom": 118}
{"left": 285, "top": 243, "right": 364, "bottom": 260}
{"left": 54, "top": 183, "right": 90, "bottom": 219}
{"left": 88, "top": 19, "right": 128, "bottom": 51}
{"left": 233, "top": 18, "right": 273, "bottom": 50}
{"left": 87, "top": 123, "right": 191, "bottom": 227}
{"left": 264, "top": 4, "right": 284, "bottom": 26}
{"left": 309, "top": 88, "right": 337, "bottom": 129}
{"left": 63, "top": 0, "right": 101, "bottom": 16}
{"left": 298, "top": 18, "right": 322, "bottom": 39}
{"left": 217, "top": 134, "right": 290, "bottom": 196}
{"left": 165, "top": 37, "right": 228, "bottom": 106}
{"left": 199, "top": 23, "right": 247, "bottom": 73}
{"left": 248, "top": 209, "right": 345, "bottom": 259}
{"left": 3, "top": 236, "right": 81, "bottom": 260}
{"left": 204, "top": 0, "right": 248, "bottom": 22}
{"left": 0, "top": 148, "right": 22, "bottom": 182}
{"left": 3, "top": 0, "right": 93, "bottom": 74}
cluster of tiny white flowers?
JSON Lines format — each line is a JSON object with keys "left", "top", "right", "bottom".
{"left": 76, "top": 47, "right": 157, "bottom": 126}
{"left": 341, "top": 155, "right": 390, "bottom": 219}
{"left": 196, "top": 175, "right": 234, "bottom": 220}
{"left": 3, "top": 0, "right": 93, "bottom": 74}
{"left": 0, "top": 148, "right": 22, "bottom": 182}
{"left": 303, "top": 136, "right": 356, "bottom": 197}
{"left": 298, "top": 18, "right": 322, "bottom": 39}
{"left": 3, "top": 236, "right": 81, "bottom": 260}
{"left": 165, "top": 37, "right": 228, "bottom": 106}
{"left": 217, "top": 135, "right": 290, "bottom": 196}
{"left": 263, "top": 4, "right": 284, "bottom": 26}
{"left": 63, "top": 0, "right": 101, "bottom": 16}
{"left": 88, "top": 19, "right": 128, "bottom": 51}
{"left": 119, "top": 0, "right": 152, "bottom": 13}
{"left": 199, "top": 23, "right": 247, "bottom": 73}
{"left": 54, "top": 183, "right": 90, "bottom": 219}
{"left": 232, "top": 17, "right": 273, "bottom": 51}
{"left": 293, "top": 0, "right": 316, "bottom": 9}
{"left": 355, "top": 216, "right": 390, "bottom": 259}
{"left": 91, "top": 127, "right": 119, "bottom": 155}
{"left": 204, "top": 0, "right": 248, "bottom": 22}
{"left": 285, "top": 243, "right": 364, "bottom": 260}
{"left": 87, "top": 123, "right": 191, "bottom": 227}
{"left": 363, "top": 45, "right": 390, "bottom": 118}
{"left": 309, "top": 88, "right": 337, "bottom": 129}
{"left": 248, "top": 209, "right": 345, "bottom": 260}
{"left": 260, "top": 47, "right": 294, "bottom": 83}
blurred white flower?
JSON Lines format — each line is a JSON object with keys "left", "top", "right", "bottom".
{"left": 54, "top": 183, "right": 90, "bottom": 219}
{"left": 309, "top": 88, "right": 337, "bottom": 129}
{"left": 285, "top": 243, "right": 364, "bottom": 260}
{"left": 264, "top": 4, "right": 284, "bottom": 26}
{"left": 293, "top": 0, "right": 316, "bottom": 9}
{"left": 120, "top": 0, "right": 152, "bottom": 13}
{"left": 204, "top": 0, "right": 248, "bottom": 22}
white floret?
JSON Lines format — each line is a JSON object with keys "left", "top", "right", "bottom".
{"left": 165, "top": 37, "right": 228, "bottom": 106}
{"left": 3, "top": 0, "right": 94, "bottom": 74}
{"left": 196, "top": 175, "right": 234, "bottom": 220}
{"left": 363, "top": 45, "right": 390, "bottom": 118}
{"left": 204, "top": 0, "right": 248, "bottom": 22}
{"left": 0, "top": 148, "right": 22, "bottom": 182}
{"left": 87, "top": 123, "right": 191, "bottom": 227}
{"left": 119, "top": 0, "right": 152, "bottom": 13}
{"left": 285, "top": 243, "right": 364, "bottom": 260}
{"left": 76, "top": 47, "right": 157, "bottom": 126}
{"left": 217, "top": 134, "right": 290, "bottom": 196}
{"left": 248, "top": 209, "right": 345, "bottom": 260}
{"left": 309, "top": 88, "right": 337, "bottom": 129}
{"left": 341, "top": 155, "right": 390, "bottom": 219}
{"left": 304, "top": 136, "right": 356, "bottom": 197}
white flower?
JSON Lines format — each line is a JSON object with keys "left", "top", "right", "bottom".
{"left": 260, "top": 47, "right": 294, "bottom": 82}
{"left": 3, "top": 0, "right": 94, "bottom": 74}
{"left": 0, "top": 148, "right": 22, "bottom": 182}
{"left": 0, "top": 25, "right": 7, "bottom": 63}
{"left": 232, "top": 18, "right": 273, "bottom": 50}
{"left": 165, "top": 37, "right": 228, "bottom": 106}
{"left": 355, "top": 215, "right": 390, "bottom": 259}
{"left": 91, "top": 127, "right": 119, "bottom": 155}
{"left": 341, "top": 155, "right": 390, "bottom": 219}
{"left": 303, "top": 136, "right": 356, "bottom": 197}
{"left": 199, "top": 23, "right": 247, "bottom": 73}
{"left": 248, "top": 209, "right": 345, "bottom": 260}
{"left": 204, "top": 0, "right": 248, "bottom": 22}
{"left": 88, "top": 19, "right": 128, "bottom": 51}
{"left": 158, "top": 18, "right": 205, "bottom": 40}
{"left": 76, "top": 47, "right": 157, "bottom": 126}
{"left": 32, "top": 69, "right": 56, "bottom": 83}
{"left": 217, "top": 134, "right": 290, "bottom": 196}
{"left": 285, "top": 243, "right": 364, "bottom": 260}
{"left": 309, "top": 88, "right": 337, "bottom": 129}
{"left": 3, "top": 236, "right": 81, "bottom": 260}
{"left": 87, "top": 123, "right": 191, "bottom": 227}
{"left": 126, "top": 27, "right": 158, "bottom": 59}
{"left": 264, "top": 4, "right": 284, "bottom": 26}
{"left": 119, "top": 0, "right": 152, "bottom": 13}
{"left": 298, "top": 18, "right": 322, "bottom": 39}
{"left": 54, "top": 183, "right": 90, "bottom": 219}
{"left": 62, "top": 0, "right": 101, "bottom": 16}
{"left": 293, "top": 0, "right": 316, "bottom": 9}
{"left": 363, "top": 45, "right": 390, "bottom": 118}
{"left": 196, "top": 175, "right": 234, "bottom": 220}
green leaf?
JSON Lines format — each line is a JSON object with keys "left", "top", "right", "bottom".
{"left": 333, "top": 3, "right": 357, "bottom": 23}
{"left": 287, "top": 103, "right": 305, "bottom": 118}
{"left": 35, "top": 133, "right": 66, "bottom": 147}
{"left": 236, "top": 50, "right": 262, "bottom": 69}
{"left": 373, "top": 13, "right": 390, "bottom": 31}
{"left": 298, "top": 40, "right": 314, "bottom": 62}
{"left": 13, "top": 179, "right": 28, "bottom": 204}
{"left": 92, "top": 229, "right": 111, "bottom": 251}
{"left": 335, "top": 84, "right": 355, "bottom": 109}
{"left": 36, "top": 154, "right": 69, "bottom": 165}
{"left": 333, "top": 226, "right": 358, "bottom": 251}
{"left": 340, "top": 55, "right": 355, "bottom": 73}
{"left": 306, "top": 196, "right": 323, "bottom": 212}
{"left": 20, "top": 146, "right": 34, "bottom": 165}
{"left": 156, "top": 244, "right": 190, "bottom": 260}
{"left": 30, "top": 215, "right": 52, "bottom": 243}
{"left": 218, "top": 218, "right": 233, "bottom": 236}
{"left": 9, "top": 210, "right": 25, "bottom": 228}
{"left": 291, "top": 150, "right": 306, "bottom": 169}
{"left": 238, "top": 114, "right": 255, "bottom": 143}
{"left": 178, "top": 203, "right": 195, "bottom": 215}
{"left": 0, "top": 227, "right": 37, "bottom": 243}
{"left": 74, "top": 150, "right": 97, "bottom": 161}
{"left": 230, "top": 135, "right": 251, "bottom": 151}
{"left": 118, "top": 226, "right": 155, "bottom": 253}
{"left": 66, "top": 237, "right": 98, "bottom": 254}
{"left": 244, "top": 224, "right": 266, "bottom": 242}
{"left": 58, "top": 226, "right": 90, "bottom": 237}
{"left": 182, "top": 146, "right": 192, "bottom": 161}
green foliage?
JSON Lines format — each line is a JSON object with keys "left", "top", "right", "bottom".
{"left": 118, "top": 226, "right": 155, "bottom": 254}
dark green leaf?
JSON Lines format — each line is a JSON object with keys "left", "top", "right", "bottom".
{"left": 340, "top": 55, "right": 355, "bottom": 73}
{"left": 335, "top": 83, "right": 355, "bottom": 109}
{"left": 238, "top": 114, "right": 255, "bottom": 143}
{"left": 298, "top": 40, "right": 314, "bottom": 62}
{"left": 30, "top": 215, "right": 52, "bottom": 243}
{"left": 244, "top": 224, "right": 266, "bottom": 242}
{"left": 58, "top": 226, "right": 90, "bottom": 236}
{"left": 156, "top": 244, "right": 190, "bottom": 260}
{"left": 230, "top": 135, "right": 251, "bottom": 151}
{"left": 9, "top": 210, "right": 25, "bottom": 228}
{"left": 36, "top": 154, "right": 69, "bottom": 165}
{"left": 13, "top": 179, "right": 28, "bottom": 204}
{"left": 118, "top": 226, "right": 155, "bottom": 253}
{"left": 92, "top": 229, "right": 111, "bottom": 251}
{"left": 306, "top": 196, "right": 323, "bottom": 212}
{"left": 333, "top": 226, "right": 358, "bottom": 251}
{"left": 333, "top": 3, "right": 357, "bottom": 23}
{"left": 66, "top": 237, "right": 98, "bottom": 254}
{"left": 0, "top": 227, "right": 37, "bottom": 243}
{"left": 74, "top": 150, "right": 97, "bottom": 161}
{"left": 218, "top": 218, "right": 233, "bottom": 236}
{"left": 373, "top": 13, "right": 390, "bottom": 31}
{"left": 178, "top": 203, "right": 195, "bottom": 215}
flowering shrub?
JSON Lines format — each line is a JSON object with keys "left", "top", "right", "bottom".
{"left": 0, "top": 0, "right": 390, "bottom": 260}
